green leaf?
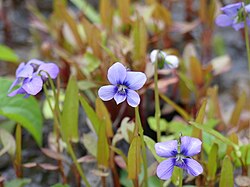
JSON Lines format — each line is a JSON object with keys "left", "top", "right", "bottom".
{"left": 229, "top": 91, "right": 246, "bottom": 127}
{"left": 5, "top": 178, "right": 31, "bottom": 187}
{"left": 0, "top": 44, "right": 19, "bottom": 63}
{"left": 95, "top": 98, "right": 113, "bottom": 137}
{"left": 70, "top": 0, "right": 100, "bottom": 23}
{"left": 127, "top": 136, "right": 141, "bottom": 179}
{"left": 143, "top": 135, "right": 164, "bottom": 162}
{"left": 82, "top": 52, "right": 101, "bottom": 75}
{"left": 78, "top": 80, "right": 97, "bottom": 91}
{"left": 147, "top": 117, "right": 168, "bottom": 132}
{"left": 207, "top": 143, "right": 218, "bottom": 181}
{"left": 79, "top": 95, "right": 100, "bottom": 134}
{"left": 61, "top": 76, "right": 79, "bottom": 142}
{"left": 0, "top": 128, "right": 16, "bottom": 157}
{"left": 97, "top": 121, "right": 109, "bottom": 167}
{"left": 81, "top": 133, "right": 97, "bottom": 157}
{"left": 51, "top": 183, "right": 70, "bottom": 187}
{"left": 0, "top": 78, "right": 43, "bottom": 146}
{"left": 219, "top": 156, "right": 233, "bottom": 187}
{"left": 189, "top": 121, "right": 238, "bottom": 149}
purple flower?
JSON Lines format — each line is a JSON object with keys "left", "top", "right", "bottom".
{"left": 150, "top": 49, "right": 179, "bottom": 69}
{"left": 98, "top": 62, "right": 147, "bottom": 107}
{"left": 8, "top": 59, "right": 59, "bottom": 97}
{"left": 155, "top": 136, "right": 203, "bottom": 180}
{"left": 215, "top": 2, "right": 250, "bottom": 31}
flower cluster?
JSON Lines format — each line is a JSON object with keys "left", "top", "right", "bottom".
{"left": 150, "top": 49, "right": 179, "bottom": 69}
{"left": 8, "top": 59, "right": 59, "bottom": 97}
{"left": 215, "top": 2, "right": 250, "bottom": 31}
{"left": 155, "top": 136, "right": 203, "bottom": 180}
{"left": 98, "top": 62, "right": 147, "bottom": 107}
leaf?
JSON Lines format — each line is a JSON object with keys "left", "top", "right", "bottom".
{"left": 143, "top": 135, "right": 164, "bottom": 163}
{"left": 83, "top": 52, "right": 101, "bottom": 74}
{"left": 0, "top": 44, "right": 19, "bottom": 63}
{"left": 132, "top": 17, "right": 147, "bottom": 65}
{"left": 81, "top": 133, "right": 97, "bottom": 157}
{"left": 97, "top": 121, "right": 110, "bottom": 167}
{"left": 147, "top": 117, "right": 168, "bottom": 132}
{"left": 117, "top": 0, "right": 130, "bottom": 24}
{"left": 61, "top": 76, "right": 79, "bottom": 142}
{"left": 189, "top": 122, "right": 238, "bottom": 149}
{"left": 189, "top": 56, "right": 203, "bottom": 86}
{"left": 192, "top": 99, "right": 207, "bottom": 138}
{"left": 79, "top": 95, "right": 100, "bottom": 134}
{"left": 152, "top": 3, "right": 172, "bottom": 26}
{"left": 229, "top": 91, "right": 247, "bottom": 126}
{"left": 219, "top": 156, "right": 233, "bottom": 187}
{"left": 159, "top": 93, "right": 191, "bottom": 121}
{"left": 0, "top": 78, "right": 43, "bottom": 146}
{"left": 51, "top": 183, "right": 70, "bottom": 187}
{"left": 0, "top": 128, "right": 16, "bottom": 157}
{"left": 70, "top": 0, "right": 100, "bottom": 23}
{"left": 78, "top": 80, "right": 97, "bottom": 91}
{"left": 207, "top": 143, "right": 218, "bottom": 181}
{"left": 100, "top": 0, "right": 113, "bottom": 31}
{"left": 5, "top": 178, "right": 31, "bottom": 187}
{"left": 127, "top": 136, "right": 141, "bottom": 179}
{"left": 95, "top": 98, "right": 113, "bottom": 137}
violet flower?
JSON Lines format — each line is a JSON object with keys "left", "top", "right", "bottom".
{"left": 150, "top": 49, "right": 179, "bottom": 69}
{"left": 215, "top": 2, "right": 250, "bottom": 31}
{"left": 8, "top": 59, "right": 59, "bottom": 97}
{"left": 155, "top": 136, "right": 203, "bottom": 180}
{"left": 98, "top": 62, "right": 147, "bottom": 107}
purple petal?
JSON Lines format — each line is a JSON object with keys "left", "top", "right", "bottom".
{"left": 232, "top": 22, "right": 245, "bottom": 31}
{"left": 155, "top": 140, "right": 178, "bottom": 158}
{"left": 16, "top": 62, "right": 25, "bottom": 76}
{"left": 27, "top": 59, "right": 45, "bottom": 66}
{"left": 215, "top": 14, "right": 233, "bottom": 27}
{"left": 114, "top": 92, "right": 126, "bottom": 105}
{"left": 124, "top": 72, "right": 147, "bottom": 90}
{"left": 8, "top": 87, "right": 26, "bottom": 97}
{"left": 180, "top": 136, "right": 202, "bottom": 157}
{"left": 156, "top": 158, "right": 175, "bottom": 180}
{"left": 98, "top": 85, "right": 117, "bottom": 101}
{"left": 8, "top": 78, "right": 21, "bottom": 92}
{"left": 22, "top": 76, "right": 43, "bottom": 95}
{"left": 38, "top": 63, "right": 60, "bottom": 79}
{"left": 16, "top": 64, "right": 34, "bottom": 78}
{"left": 221, "top": 2, "right": 242, "bottom": 17}
{"left": 183, "top": 158, "right": 203, "bottom": 176}
{"left": 107, "top": 62, "right": 127, "bottom": 85}
{"left": 164, "top": 55, "right": 179, "bottom": 69}
{"left": 126, "top": 89, "right": 140, "bottom": 107}
{"left": 245, "top": 4, "right": 250, "bottom": 13}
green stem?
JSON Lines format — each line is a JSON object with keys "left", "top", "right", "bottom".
{"left": 135, "top": 107, "right": 148, "bottom": 187}
{"left": 15, "top": 124, "right": 22, "bottom": 178}
{"left": 154, "top": 60, "right": 161, "bottom": 142}
{"left": 178, "top": 168, "right": 183, "bottom": 187}
{"left": 67, "top": 141, "right": 91, "bottom": 187}
{"left": 243, "top": 2, "right": 250, "bottom": 73}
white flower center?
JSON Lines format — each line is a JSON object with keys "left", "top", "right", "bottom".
{"left": 118, "top": 85, "right": 127, "bottom": 94}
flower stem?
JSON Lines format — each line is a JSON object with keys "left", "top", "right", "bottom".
{"left": 243, "top": 2, "right": 250, "bottom": 73}
{"left": 14, "top": 123, "right": 22, "bottom": 178}
{"left": 66, "top": 140, "right": 91, "bottom": 187}
{"left": 135, "top": 107, "right": 148, "bottom": 187}
{"left": 178, "top": 168, "right": 183, "bottom": 187}
{"left": 154, "top": 60, "right": 161, "bottom": 142}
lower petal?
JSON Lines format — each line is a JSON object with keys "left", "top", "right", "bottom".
{"left": 156, "top": 158, "right": 175, "bottom": 180}
{"left": 126, "top": 89, "right": 140, "bottom": 107}
{"left": 232, "top": 22, "right": 244, "bottom": 31}
{"left": 98, "top": 85, "right": 116, "bottom": 101}
{"left": 8, "top": 87, "right": 26, "bottom": 97}
{"left": 22, "top": 76, "right": 43, "bottom": 95}
{"left": 114, "top": 92, "right": 126, "bottom": 105}
{"left": 215, "top": 14, "right": 233, "bottom": 27}
{"left": 183, "top": 158, "right": 203, "bottom": 176}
